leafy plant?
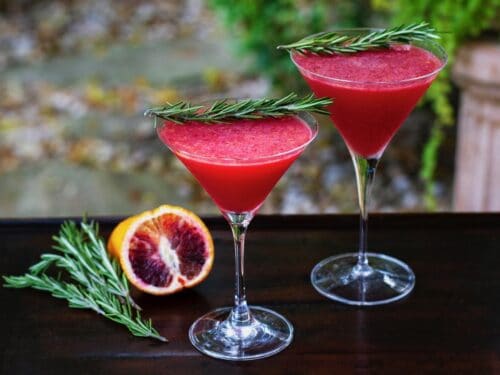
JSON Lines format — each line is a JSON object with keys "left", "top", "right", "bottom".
{"left": 374, "top": 0, "right": 498, "bottom": 208}
{"left": 209, "top": 0, "right": 334, "bottom": 92}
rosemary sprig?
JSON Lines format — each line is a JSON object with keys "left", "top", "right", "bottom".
{"left": 3, "top": 220, "right": 167, "bottom": 343}
{"left": 145, "top": 93, "right": 332, "bottom": 124}
{"left": 277, "top": 22, "right": 440, "bottom": 55}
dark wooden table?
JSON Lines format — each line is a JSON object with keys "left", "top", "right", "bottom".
{"left": 0, "top": 214, "right": 499, "bottom": 374}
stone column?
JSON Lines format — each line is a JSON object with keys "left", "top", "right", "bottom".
{"left": 452, "top": 42, "right": 500, "bottom": 211}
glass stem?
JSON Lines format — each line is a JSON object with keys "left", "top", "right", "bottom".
{"left": 226, "top": 212, "right": 253, "bottom": 326}
{"left": 351, "top": 153, "right": 379, "bottom": 274}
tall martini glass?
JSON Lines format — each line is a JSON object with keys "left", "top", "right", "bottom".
{"left": 156, "top": 109, "right": 318, "bottom": 360}
{"left": 291, "top": 29, "right": 447, "bottom": 305}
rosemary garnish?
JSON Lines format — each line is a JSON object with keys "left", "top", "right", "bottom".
{"left": 3, "top": 220, "right": 167, "bottom": 343}
{"left": 277, "top": 22, "right": 440, "bottom": 55}
{"left": 145, "top": 93, "right": 332, "bottom": 124}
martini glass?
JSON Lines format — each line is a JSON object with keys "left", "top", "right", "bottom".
{"left": 291, "top": 29, "right": 447, "bottom": 305}
{"left": 156, "top": 109, "right": 318, "bottom": 360}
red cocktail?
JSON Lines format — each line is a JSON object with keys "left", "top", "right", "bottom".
{"left": 291, "top": 29, "right": 447, "bottom": 305}
{"left": 158, "top": 116, "right": 313, "bottom": 213}
{"left": 156, "top": 106, "right": 318, "bottom": 360}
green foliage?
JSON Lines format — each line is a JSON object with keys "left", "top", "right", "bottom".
{"left": 209, "top": 0, "right": 334, "bottom": 92}
{"left": 375, "top": 0, "right": 498, "bottom": 208}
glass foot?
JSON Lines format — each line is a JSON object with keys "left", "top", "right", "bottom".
{"left": 189, "top": 306, "right": 293, "bottom": 361}
{"left": 311, "top": 252, "right": 415, "bottom": 306}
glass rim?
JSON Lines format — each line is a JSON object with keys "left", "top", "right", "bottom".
{"left": 290, "top": 27, "right": 448, "bottom": 86}
{"left": 155, "top": 110, "right": 319, "bottom": 164}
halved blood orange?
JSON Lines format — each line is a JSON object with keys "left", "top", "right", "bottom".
{"left": 107, "top": 205, "right": 214, "bottom": 295}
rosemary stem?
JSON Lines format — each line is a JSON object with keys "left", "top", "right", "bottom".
{"left": 2, "top": 220, "right": 166, "bottom": 343}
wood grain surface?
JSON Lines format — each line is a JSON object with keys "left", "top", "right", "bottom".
{"left": 0, "top": 214, "right": 498, "bottom": 374}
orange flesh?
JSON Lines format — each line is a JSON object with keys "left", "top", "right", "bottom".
{"left": 128, "top": 214, "right": 209, "bottom": 288}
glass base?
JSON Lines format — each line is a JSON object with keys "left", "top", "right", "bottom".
{"left": 189, "top": 306, "right": 293, "bottom": 361}
{"left": 311, "top": 252, "right": 415, "bottom": 306}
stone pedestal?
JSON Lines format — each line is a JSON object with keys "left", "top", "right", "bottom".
{"left": 452, "top": 42, "right": 500, "bottom": 211}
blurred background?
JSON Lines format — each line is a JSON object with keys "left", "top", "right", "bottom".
{"left": 0, "top": 0, "right": 498, "bottom": 217}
